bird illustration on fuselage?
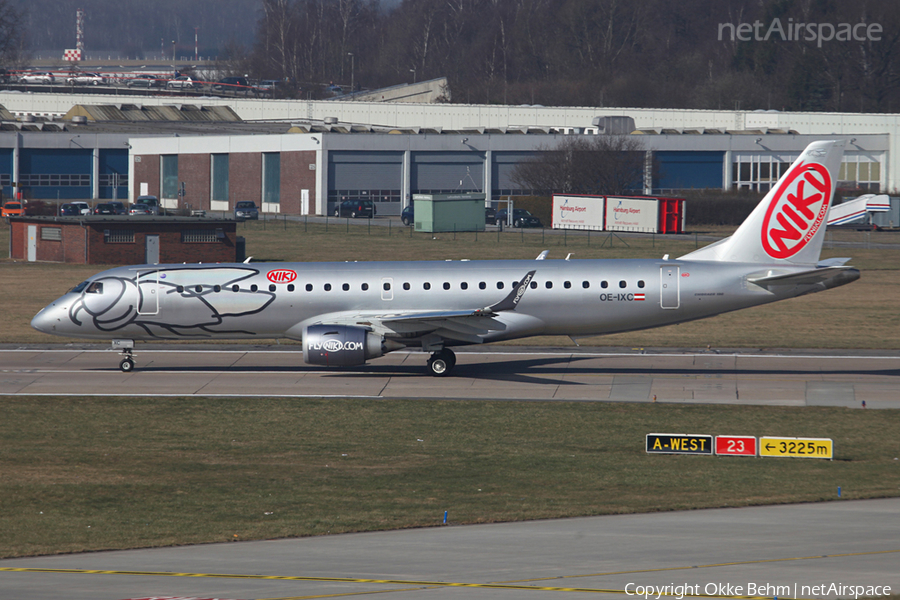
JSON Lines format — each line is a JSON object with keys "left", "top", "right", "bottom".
{"left": 32, "top": 140, "right": 859, "bottom": 376}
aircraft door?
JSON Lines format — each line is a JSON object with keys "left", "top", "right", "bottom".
{"left": 136, "top": 270, "right": 159, "bottom": 315}
{"left": 381, "top": 277, "right": 393, "bottom": 301}
{"left": 660, "top": 265, "right": 680, "bottom": 309}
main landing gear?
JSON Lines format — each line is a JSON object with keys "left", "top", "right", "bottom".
{"left": 427, "top": 348, "right": 456, "bottom": 377}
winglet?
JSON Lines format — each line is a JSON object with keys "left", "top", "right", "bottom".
{"left": 483, "top": 270, "right": 536, "bottom": 314}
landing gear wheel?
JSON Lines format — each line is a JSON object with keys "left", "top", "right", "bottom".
{"left": 427, "top": 349, "right": 456, "bottom": 377}
{"left": 119, "top": 357, "right": 135, "bottom": 372}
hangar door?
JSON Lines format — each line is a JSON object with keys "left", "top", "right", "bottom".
{"left": 492, "top": 151, "right": 538, "bottom": 197}
{"left": 328, "top": 151, "right": 403, "bottom": 216}
{"left": 412, "top": 152, "right": 484, "bottom": 195}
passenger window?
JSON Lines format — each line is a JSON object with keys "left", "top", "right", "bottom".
{"left": 638, "top": 280, "right": 645, "bottom": 288}
{"left": 86, "top": 282, "right": 103, "bottom": 294}
{"left": 461, "top": 282, "right": 468, "bottom": 290}
{"left": 497, "top": 282, "right": 504, "bottom": 290}
{"left": 362, "top": 283, "right": 369, "bottom": 291}
{"left": 306, "top": 284, "right": 313, "bottom": 292}
{"left": 479, "top": 282, "right": 486, "bottom": 290}
{"left": 324, "top": 283, "right": 332, "bottom": 291}
{"left": 601, "top": 281, "right": 609, "bottom": 289}
{"left": 269, "top": 284, "right": 276, "bottom": 292}
{"left": 195, "top": 285, "right": 202, "bottom": 293}
{"left": 583, "top": 281, "right": 590, "bottom": 289}
{"left": 214, "top": 285, "right": 221, "bottom": 293}
{"left": 383, "top": 282, "right": 391, "bottom": 291}
{"left": 619, "top": 280, "right": 627, "bottom": 288}
{"left": 545, "top": 281, "right": 553, "bottom": 289}
{"left": 343, "top": 283, "right": 350, "bottom": 291}
{"left": 443, "top": 282, "right": 450, "bottom": 290}
{"left": 287, "top": 284, "right": 295, "bottom": 292}
{"left": 424, "top": 282, "right": 431, "bottom": 290}
{"left": 251, "top": 284, "right": 258, "bottom": 292}
{"left": 232, "top": 285, "right": 239, "bottom": 292}
{"left": 564, "top": 281, "right": 571, "bottom": 289}
{"left": 176, "top": 285, "right": 184, "bottom": 293}
{"left": 530, "top": 281, "right": 537, "bottom": 289}
{"left": 403, "top": 282, "right": 410, "bottom": 290}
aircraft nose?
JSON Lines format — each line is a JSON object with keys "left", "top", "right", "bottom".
{"left": 31, "top": 302, "right": 66, "bottom": 334}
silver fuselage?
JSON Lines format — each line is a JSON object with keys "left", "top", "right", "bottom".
{"left": 31, "top": 258, "right": 832, "bottom": 345}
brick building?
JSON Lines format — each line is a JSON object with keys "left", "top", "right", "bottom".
{"left": 9, "top": 216, "right": 238, "bottom": 265}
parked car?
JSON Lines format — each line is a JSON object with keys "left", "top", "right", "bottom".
{"left": 213, "top": 76, "right": 250, "bottom": 92}
{"left": 167, "top": 76, "right": 199, "bottom": 90}
{"left": 234, "top": 200, "right": 259, "bottom": 221}
{"left": 108, "top": 201, "right": 127, "bottom": 215}
{"left": 496, "top": 208, "right": 543, "bottom": 228}
{"left": 1, "top": 201, "right": 25, "bottom": 218}
{"left": 136, "top": 195, "right": 160, "bottom": 215}
{"left": 59, "top": 203, "right": 81, "bottom": 216}
{"left": 19, "top": 72, "right": 55, "bottom": 84}
{"left": 334, "top": 199, "right": 375, "bottom": 218}
{"left": 66, "top": 72, "right": 105, "bottom": 86}
{"left": 128, "top": 203, "right": 153, "bottom": 215}
{"left": 68, "top": 201, "right": 91, "bottom": 215}
{"left": 401, "top": 204, "right": 415, "bottom": 226}
{"left": 127, "top": 74, "right": 164, "bottom": 88}
{"left": 93, "top": 203, "right": 118, "bottom": 215}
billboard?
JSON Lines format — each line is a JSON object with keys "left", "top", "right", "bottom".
{"left": 605, "top": 197, "right": 660, "bottom": 232}
{"left": 552, "top": 195, "right": 605, "bottom": 230}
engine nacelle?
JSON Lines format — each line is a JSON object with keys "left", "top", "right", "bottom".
{"left": 302, "top": 324, "right": 390, "bottom": 366}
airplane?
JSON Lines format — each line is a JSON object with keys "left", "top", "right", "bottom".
{"left": 31, "top": 140, "right": 859, "bottom": 376}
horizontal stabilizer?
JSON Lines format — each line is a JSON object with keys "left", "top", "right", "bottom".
{"left": 747, "top": 266, "right": 859, "bottom": 291}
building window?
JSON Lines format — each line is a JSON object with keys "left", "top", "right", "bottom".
{"left": 839, "top": 157, "right": 881, "bottom": 191}
{"left": 161, "top": 155, "right": 179, "bottom": 199}
{"left": 263, "top": 152, "right": 280, "bottom": 205}
{"left": 105, "top": 229, "right": 135, "bottom": 243}
{"left": 41, "top": 227, "right": 62, "bottom": 241}
{"left": 181, "top": 229, "right": 219, "bottom": 243}
{"left": 211, "top": 154, "right": 229, "bottom": 202}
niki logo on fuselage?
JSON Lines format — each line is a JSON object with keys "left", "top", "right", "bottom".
{"left": 68, "top": 267, "right": 276, "bottom": 337}
{"left": 762, "top": 162, "right": 832, "bottom": 259}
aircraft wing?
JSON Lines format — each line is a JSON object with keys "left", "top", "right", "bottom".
{"left": 301, "top": 270, "right": 536, "bottom": 345}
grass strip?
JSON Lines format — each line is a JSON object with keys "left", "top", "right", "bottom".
{"left": 1, "top": 396, "right": 897, "bottom": 557}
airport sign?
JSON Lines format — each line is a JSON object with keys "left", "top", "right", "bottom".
{"left": 646, "top": 433, "right": 713, "bottom": 455}
{"left": 759, "top": 436, "right": 833, "bottom": 460}
{"left": 715, "top": 435, "right": 757, "bottom": 456}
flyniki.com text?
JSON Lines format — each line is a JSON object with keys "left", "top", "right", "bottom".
{"left": 718, "top": 18, "right": 882, "bottom": 47}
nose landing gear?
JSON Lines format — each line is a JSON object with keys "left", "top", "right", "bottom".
{"left": 427, "top": 348, "right": 456, "bottom": 377}
{"left": 112, "top": 339, "right": 136, "bottom": 372}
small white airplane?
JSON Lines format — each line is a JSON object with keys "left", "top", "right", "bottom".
{"left": 32, "top": 140, "right": 858, "bottom": 376}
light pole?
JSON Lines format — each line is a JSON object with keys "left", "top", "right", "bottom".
{"left": 348, "top": 52, "right": 354, "bottom": 93}
{"left": 172, "top": 40, "right": 176, "bottom": 61}
{"left": 409, "top": 68, "right": 416, "bottom": 83}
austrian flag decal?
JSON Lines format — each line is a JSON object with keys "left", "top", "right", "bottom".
{"left": 761, "top": 161, "right": 832, "bottom": 259}
{"left": 634, "top": 293, "right": 645, "bottom": 301}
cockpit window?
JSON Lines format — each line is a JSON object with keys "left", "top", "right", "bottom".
{"left": 86, "top": 282, "right": 104, "bottom": 294}
{"left": 71, "top": 281, "right": 90, "bottom": 293}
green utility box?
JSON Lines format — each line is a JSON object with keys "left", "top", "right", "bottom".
{"left": 413, "top": 193, "right": 486, "bottom": 233}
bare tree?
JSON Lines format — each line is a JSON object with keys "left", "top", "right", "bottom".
{"left": 0, "top": 0, "right": 26, "bottom": 65}
{"left": 511, "top": 135, "right": 646, "bottom": 196}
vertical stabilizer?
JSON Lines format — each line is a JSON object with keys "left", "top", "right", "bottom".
{"left": 680, "top": 140, "right": 844, "bottom": 265}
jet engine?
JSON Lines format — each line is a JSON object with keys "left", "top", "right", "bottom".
{"left": 302, "top": 324, "right": 401, "bottom": 366}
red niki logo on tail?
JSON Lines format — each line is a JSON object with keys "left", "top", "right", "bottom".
{"left": 761, "top": 161, "right": 832, "bottom": 259}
